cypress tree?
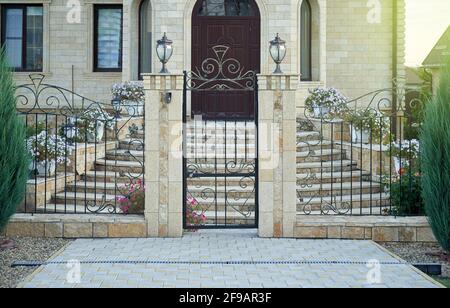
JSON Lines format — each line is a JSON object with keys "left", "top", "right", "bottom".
{"left": 420, "top": 61, "right": 450, "bottom": 252}
{"left": 0, "top": 48, "right": 29, "bottom": 239}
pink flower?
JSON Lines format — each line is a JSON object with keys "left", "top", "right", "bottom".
{"left": 116, "top": 196, "right": 129, "bottom": 203}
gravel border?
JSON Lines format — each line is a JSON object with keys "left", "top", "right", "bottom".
{"left": 0, "top": 237, "right": 71, "bottom": 288}
{"left": 380, "top": 242, "right": 450, "bottom": 279}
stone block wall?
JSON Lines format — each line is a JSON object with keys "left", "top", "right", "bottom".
{"left": 326, "top": 0, "right": 406, "bottom": 100}
{"left": 295, "top": 216, "right": 437, "bottom": 243}
{"left": 2, "top": 214, "right": 147, "bottom": 238}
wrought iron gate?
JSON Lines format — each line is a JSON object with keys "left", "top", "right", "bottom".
{"left": 183, "top": 45, "right": 259, "bottom": 229}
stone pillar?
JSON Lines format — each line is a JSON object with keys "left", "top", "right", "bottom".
{"left": 143, "top": 74, "right": 184, "bottom": 238}
{"left": 258, "top": 75, "right": 299, "bottom": 238}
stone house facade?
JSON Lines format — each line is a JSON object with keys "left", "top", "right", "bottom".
{"left": 0, "top": 0, "right": 405, "bottom": 104}
{"left": 4, "top": 0, "right": 430, "bottom": 240}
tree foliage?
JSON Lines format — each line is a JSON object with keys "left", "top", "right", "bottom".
{"left": 0, "top": 48, "right": 29, "bottom": 232}
{"left": 420, "top": 61, "right": 450, "bottom": 252}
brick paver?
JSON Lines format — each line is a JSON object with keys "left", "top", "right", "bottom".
{"left": 20, "top": 230, "right": 440, "bottom": 288}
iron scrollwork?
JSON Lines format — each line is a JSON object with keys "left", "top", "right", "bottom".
{"left": 297, "top": 78, "right": 428, "bottom": 216}
{"left": 16, "top": 74, "right": 145, "bottom": 215}
{"left": 185, "top": 45, "right": 256, "bottom": 91}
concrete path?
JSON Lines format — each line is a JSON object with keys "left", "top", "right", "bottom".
{"left": 20, "top": 230, "right": 440, "bottom": 288}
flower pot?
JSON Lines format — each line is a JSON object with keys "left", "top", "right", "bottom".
{"left": 123, "top": 100, "right": 144, "bottom": 117}
{"left": 313, "top": 106, "right": 330, "bottom": 118}
{"left": 87, "top": 122, "right": 105, "bottom": 143}
{"left": 34, "top": 160, "right": 56, "bottom": 177}
{"left": 351, "top": 127, "right": 370, "bottom": 144}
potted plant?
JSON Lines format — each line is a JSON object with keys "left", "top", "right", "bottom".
{"left": 111, "top": 81, "right": 145, "bottom": 117}
{"left": 27, "top": 131, "right": 71, "bottom": 176}
{"left": 116, "top": 179, "right": 145, "bottom": 214}
{"left": 305, "top": 87, "right": 348, "bottom": 118}
{"left": 60, "top": 108, "right": 113, "bottom": 143}
{"left": 82, "top": 108, "right": 113, "bottom": 143}
{"left": 344, "top": 108, "right": 389, "bottom": 144}
{"left": 390, "top": 139, "right": 420, "bottom": 174}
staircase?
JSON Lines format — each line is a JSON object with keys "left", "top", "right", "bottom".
{"left": 296, "top": 119, "right": 389, "bottom": 215}
{"left": 185, "top": 120, "right": 257, "bottom": 226}
{"left": 36, "top": 117, "right": 145, "bottom": 214}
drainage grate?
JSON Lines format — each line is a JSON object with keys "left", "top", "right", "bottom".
{"left": 11, "top": 259, "right": 413, "bottom": 268}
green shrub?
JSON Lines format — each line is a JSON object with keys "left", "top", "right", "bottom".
{"left": 420, "top": 61, "right": 450, "bottom": 252}
{"left": 389, "top": 168, "right": 425, "bottom": 216}
{"left": 0, "top": 49, "right": 30, "bottom": 232}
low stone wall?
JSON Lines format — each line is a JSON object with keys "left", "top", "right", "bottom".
{"left": 2, "top": 214, "right": 147, "bottom": 239}
{"left": 295, "top": 216, "right": 436, "bottom": 242}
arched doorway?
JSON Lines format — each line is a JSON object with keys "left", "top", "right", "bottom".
{"left": 191, "top": 0, "right": 261, "bottom": 119}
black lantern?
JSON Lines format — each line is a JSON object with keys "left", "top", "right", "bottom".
{"left": 62, "top": 117, "right": 77, "bottom": 145}
{"left": 156, "top": 33, "right": 173, "bottom": 74}
{"left": 269, "top": 34, "right": 287, "bottom": 74}
{"left": 111, "top": 97, "right": 121, "bottom": 118}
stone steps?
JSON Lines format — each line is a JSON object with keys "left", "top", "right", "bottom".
{"left": 185, "top": 162, "right": 256, "bottom": 175}
{"left": 83, "top": 171, "right": 143, "bottom": 183}
{"left": 188, "top": 210, "right": 256, "bottom": 226}
{"left": 297, "top": 140, "right": 334, "bottom": 151}
{"left": 53, "top": 191, "right": 117, "bottom": 206}
{"left": 299, "top": 205, "right": 390, "bottom": 216}
{"left": 35, "top": 203, "right": 123, "bottom": 214}
{"left": 297, "top": 193, "right": 390, "bottom": 213}
{"left": 66, "top": 181, "right": 129, "bottom": 195}
{"left": 297, "top": 149, "right": 345, "bottom": 163}
{"left": 188, "top": 186, "right": 255, "bottom": 200}
{"left": 297, "top": 181, "right": 382, "bottom": 197}
{"left": 187, "top": 196, "right": 256, "bottom": 207}
{"left": 297, "top": 131, "right": 320, "bottom": 141}
{"left": 187, "top": 176, "right": 255, "bottom": 186}
{"left": 297, "top": 170, "right": 371, "bottom": 184}
{"left": 297, "top": 160, "right": 358, "bottom": 173}
{"left": 118, "top": 139, "right": 145, "bottom": 151}
{"left": 105, "top": 149, "right": 144, "bottom": 162}
{"left": 95, "top": 159, "right": 144, "bottom": 173}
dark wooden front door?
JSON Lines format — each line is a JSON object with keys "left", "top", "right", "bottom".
{"left": 191, "top": 1, "right": 260, "bottom": 120}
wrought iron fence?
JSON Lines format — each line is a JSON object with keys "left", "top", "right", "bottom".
{"left": 16, "top": 74, "right": 145, "bottom": 215}
{"left": 296, "top": 84, "right": 427, "bottom": 216}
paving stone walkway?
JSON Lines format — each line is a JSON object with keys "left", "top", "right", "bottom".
{"left": 21, "top": 230, "right": 440, "bottom": 288}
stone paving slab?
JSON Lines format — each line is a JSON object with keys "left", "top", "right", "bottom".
{"left": 20, "top": 230, "right": 441, "bottom": 288}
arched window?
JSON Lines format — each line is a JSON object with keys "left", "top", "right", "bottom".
{"left": 300, "top": 0, "right": 312, "bottom": 81}
{"left": 139, "top": 0, "right": 152, "bottom": 77}
{"left": 198, "top": 0, "right": 255, "bottom": 17}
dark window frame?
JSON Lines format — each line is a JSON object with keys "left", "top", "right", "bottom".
{"left": 93, "top": 4, "right": 123, "bottom": 72}
{"left": 300, "top": 0, "right": 312, "bottom": 82}
{"left": 1, "top": 4, "right": 44, "bottom": 72}
{"left": 138, "top": 0, "right": 152, "bottom": 79}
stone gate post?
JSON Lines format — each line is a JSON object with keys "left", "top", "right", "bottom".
{"left": 143, "top": 74, "right": 184, "bottom": 237}
{"left": 258, "top": 74, "right": 299, "bottom": 238}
